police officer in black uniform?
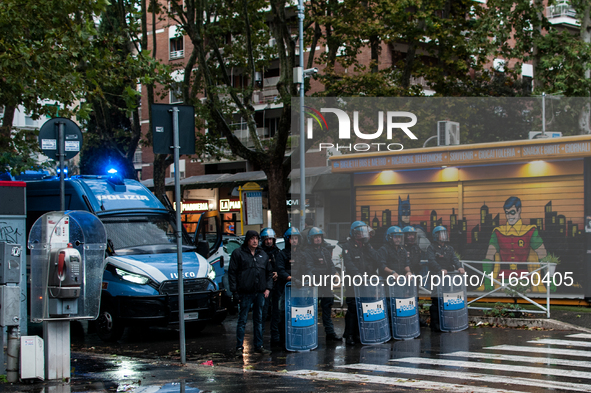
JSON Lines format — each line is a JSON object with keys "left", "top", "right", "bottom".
{"left": 403, "top": 226, "right": 423, "bottom": 276}
{"left": 378, "top": 226, "right": 410, "bottom": 279}
{"left": 427, "top": 225, "right": 465, "bottom": 331}
{"left": 341, "top": 221, "right": 385, "bottom": 345}
{"left": 260, "top": 228, "right": 280, "bottom": 344}
{"left": 275, "top": 227, "right": 303, "bottom": 348}
{"left": 304, "top": 227, "right": 342, "bottom": 342}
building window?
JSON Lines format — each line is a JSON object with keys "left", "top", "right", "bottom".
{"left": 170, "top": 159, "right": 185, "bottom": 179}
{"left": 133, "top": 148, "right": 142, "bottom": 164}
{"left": 170, "top": 82, "right": 183, "bottom": 104}
{"left": 170, "top": 37, "right": 184, "bottom": 59}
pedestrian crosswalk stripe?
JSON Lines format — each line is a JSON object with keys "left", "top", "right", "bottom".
{"left": 443, "top": 351, "right": 591, "bottom": 369}
{"left": 337, "top": 363, "right": 591, "bottom": 392}
{"left": 387, "top": 357, "right": 591, "bottom": 380}
{"left": 286, "top": 369, "right": 524, "bottom": 393}
{"left": 486, "top": 344, "right": 591, "bottom": 357}
{"left": 527, "top": 339, "right": 591, "bottom": 348}
{"left": 566, "top": 333, "right": 591, "bottom": 340}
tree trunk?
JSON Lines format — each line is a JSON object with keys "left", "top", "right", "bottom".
{"left": 264, "top": 164, "right": 289, "bottom": 235}
{"left": 0, "top": 104, "right": 16, "bottom": 151}
{"left": 153, "top": 154, "right": 172, "bottom": 203}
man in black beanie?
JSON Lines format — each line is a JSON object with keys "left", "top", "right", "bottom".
{"left": 229, "top": 230, "right": 273, "bottom": 355}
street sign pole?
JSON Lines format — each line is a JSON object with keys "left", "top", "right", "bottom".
{"left": 58, "top": 122, "right": 65, "bottom": 211}
{"left": 172, "top": 107, "right": 186, "bottom": 364}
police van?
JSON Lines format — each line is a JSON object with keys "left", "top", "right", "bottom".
{"left": 25, "top": 174, "right": 226, "bottom": 341}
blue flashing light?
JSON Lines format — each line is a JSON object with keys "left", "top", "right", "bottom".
{"left": 56, "top": 167, "right": 68, "bottom": 175}
{"left": 107, "top": 168, "right": 118, "bottom": 174}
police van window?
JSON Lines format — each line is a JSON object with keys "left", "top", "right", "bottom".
{"left": 102, "top": 215, "right": 190, "bottom": 254}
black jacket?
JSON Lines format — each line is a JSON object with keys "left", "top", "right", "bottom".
{"left": 341, "top": 238, "right": 384, "bottom": 295}
{"left": 262, "top": 244, "right": 280, "bottom": 271}
{"left": 377, "top": 243, "right": 409, "bottom": 276}
{"left": 406, "top": 243, "right": 422, "bottom": 274}
{"left": 304, "top": 245, "right": 337, "bottom": 277}
{"left": 427, "top": 242, "right": 460, "bottom": 273}
{"left": 228, "top": 244, "right": 272, "bottom": 295}
{"left": 277, "top": 246, "right": 305, "bottom": 288}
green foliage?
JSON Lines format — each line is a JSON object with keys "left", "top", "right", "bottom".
{"left": 541, "top": 253, "right": 561, "bottom": 265}
{"left": 484, "top": 302, "right": 524, "bottom": 318}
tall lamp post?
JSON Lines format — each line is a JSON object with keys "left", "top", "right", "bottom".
{"left": 298, "top": 0, "right": 306, "bottom": 231}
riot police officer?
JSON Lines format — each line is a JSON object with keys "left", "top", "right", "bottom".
{"left": 378, "top": 226, "right": 410, "bottom": 278}
{"left": 260, "top": 228, "right": 280, "bottom": 343}
{"left": 403, "top": 226, "right": 423, "bottom": 276}
{"left": 304, "top": 227, "right": 342, "bottom": 342}
{"left": 275, "top": 227, "right": 303, "bottom": 347}
{"left": 341, "top": 221, "right": 384, "bottom": 345}
{"left": 427, "top": 226, "right": 465, "bottom": 331}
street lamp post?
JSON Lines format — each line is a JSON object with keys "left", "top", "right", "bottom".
{"left": 298, "top": 0, "right": 306, "bottom": 231}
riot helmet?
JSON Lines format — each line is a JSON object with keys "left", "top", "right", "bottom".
{"left": 385, "top": 226, "right": 404, "bottom": 246}
{"left": 283, "top": 227, "right": 301, "bottom": 247}
{"left": 402, "top": 226, "right": 417, "bottom": 245}
{"left": 432, "top": 226, "right": 449, "bottom": 242}
{"left": 307, "top": 227, "right": 324, "bottom": 245}
{"left": 260, "top": 227, "right": 276, "bottom": 246}
{"left": 350, "top": 221, "right": 372, "bottom": 244}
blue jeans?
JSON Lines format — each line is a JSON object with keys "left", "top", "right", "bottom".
{"left": 236, "top": 292, "right": 265, "bottom": 349}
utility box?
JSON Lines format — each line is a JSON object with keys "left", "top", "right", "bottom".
{"left": 20, "top": 336, "right": 44, "bottom": 381}
{"left": 0, "top": 242, "right": 22, "bottom": 284}
{"left": 0, "top": 285, "right": 20, "bottom": 326}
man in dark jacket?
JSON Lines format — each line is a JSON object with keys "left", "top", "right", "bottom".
{"left": 304, "top": 227, "right": 342, "bottom": 342}
{"left": 229, "top": 230, "right": 273, "bottom": 354}
{"left": 275, "top": 227, "right": 303, "bottom": 347}
{"left": 341, "top": 221, "right": 385, "bottom": 345}
{"left": 427, "top": 225, "right": 464, "bottom": 331}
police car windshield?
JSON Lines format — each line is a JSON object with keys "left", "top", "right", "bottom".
{"left": 102, "top": 215, "right": 191, "bottom": 254}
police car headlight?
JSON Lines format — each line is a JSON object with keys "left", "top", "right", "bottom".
{"left": 115, "top": 267, "right": 150, "bottom": 285}
{"left": 207, "top": 264, "right": 216, "bottom": 281}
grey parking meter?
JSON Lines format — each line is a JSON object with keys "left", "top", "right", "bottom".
{"left": 28, "top": 211, "right": 107, "bottom": 322}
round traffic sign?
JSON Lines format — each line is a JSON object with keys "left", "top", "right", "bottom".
{"left": 38, "top": 118, "right": 83, "bottom": 160}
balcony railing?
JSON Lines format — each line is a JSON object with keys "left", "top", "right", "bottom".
{"left": 547, "top": 1, "right": 579, "bottom": 25}
{"left": 170, "top": 50, "right": 184, "bottom": 59}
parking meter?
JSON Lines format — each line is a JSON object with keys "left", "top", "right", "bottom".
{"left": 28, "top": 211, "right": 107, "bottom": 321}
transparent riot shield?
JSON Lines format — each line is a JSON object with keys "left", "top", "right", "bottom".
{"left": 285, "top": 282, "right": 318, "bottom": 351}
{"left": 354, "top": 280, "right": 391, "bottom": 344}
{"left": 433, "top": 271, "right": 468, "bottom": 332}
{"left": 28, "top": 211, "right": 107, "bottom": 322}
{"left": 388, "top": 275, "right": 420, "bottom": 340}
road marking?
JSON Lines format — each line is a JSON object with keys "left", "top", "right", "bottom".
{"left": 337, "top": 363, "right": 591, "bottom": 392}
{"left": 527, "top": 339, "right": 591, "bottom": 348}
{"left": 387, "top": 357, "right": 591, "bottom": 379}
{"left": 287, "top": 369, "right": 524, "bottom": 393}
{"left": 485, "top": 345, "right": 591, "bottom": 357}
{"left": 443, "top": 351, "right": 591, "bottom": 369}
{"left": 566, "top": 333, "right": 591, "bottom": 339}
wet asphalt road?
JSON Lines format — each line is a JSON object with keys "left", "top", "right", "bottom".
{"left": 7, "top": 313, "right": 591, "bottom": 392}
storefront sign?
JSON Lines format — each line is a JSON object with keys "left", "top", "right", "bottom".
{"left": 220, "top": 199, "right": 241, "bottom": 212}
{"left": 330, "top": 136, "right": 591, "bottom": 173}
{"left": 174, "top": 200, "right": 209, "bottom": 213}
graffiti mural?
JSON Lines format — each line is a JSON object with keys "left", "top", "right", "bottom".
{"left": 355, "top": 178, "right": 585, "bottom": 295}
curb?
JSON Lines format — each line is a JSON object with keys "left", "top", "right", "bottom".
{"left": 469, "top": 316, "right": 591, "bottom": 332}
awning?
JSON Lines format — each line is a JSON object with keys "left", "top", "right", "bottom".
{"left": 141, "top": 167, "right": 350, "bottom": 192}
{"left": 141, "top": 171, "right": 267, "bottom": 190}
